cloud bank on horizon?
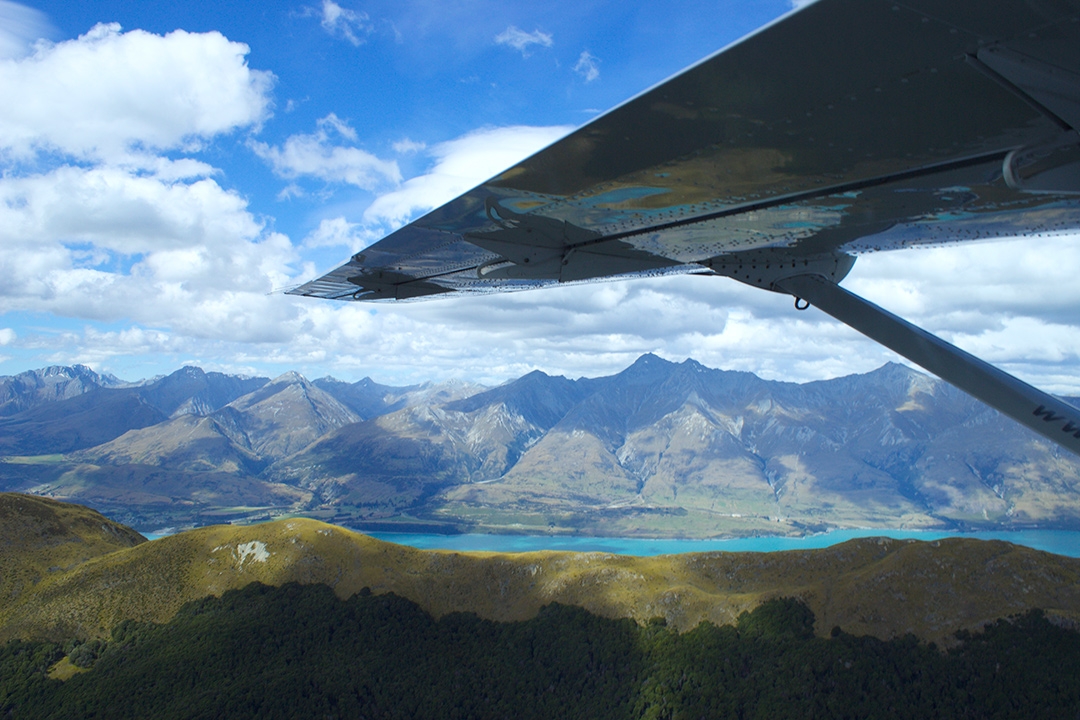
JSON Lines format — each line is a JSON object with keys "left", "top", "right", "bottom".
{"left": 0, "top": 0, "right": 1077, "bottom": 395}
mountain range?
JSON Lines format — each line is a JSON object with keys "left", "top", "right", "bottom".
{"left": 1, "top": 356, "right": 1079, "bottom": 537}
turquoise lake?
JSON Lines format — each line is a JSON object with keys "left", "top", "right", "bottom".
{"left": 143, "top": 526, "right": 1080, "bottom": 557}
{"left": 363, "top": 528, "right": 1080, "bottom": 557}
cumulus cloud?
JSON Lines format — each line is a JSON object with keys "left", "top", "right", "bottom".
{"left": 0, "top": 23, "right": 273, "bottom": 163}
{"left": 494, "top": 26, "right": 553, "bottom": 56}
{"left": 0, "top": 0, "right": 52, "bottom": 59}
{"left": 0, "top": 18, "right": 296, "bottom": 343}
{"left": 364, "top": 124, "right": 572, "bottom": 228}
{"left": 16, "top": 232, "right": 1080, "bottom": 395}
{"left": 0, "top": 162, "right": 300, "bottom": 327}
{"left": 302, "top": 216, "right": 381, "bottom": 252}
{"left": 314, "top": 0, "right": 372, "bottom": 46}
{"left": 0, "top": 166, "right": 260, "bottom": 255}
{"left": 0, "top": 327, "right": 15, "bottom": 345}
{"left": 846, "top": 237, "right": 1080, "bottom": 382}
{"left": 264, "top": 232, "right": 1080, "bottom": 392}
{"left": 251, "top": 114, "right": 401, "bottom": 189}
{"left": 573, "top": 51, "right": 600, "bottom": 82}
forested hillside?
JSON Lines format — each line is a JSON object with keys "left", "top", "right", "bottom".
{"left": 4, "top": 584, "right": 1079, "bottom": 719}
{"left": 5, "top": 495, "right": 1080, "bottom": 718}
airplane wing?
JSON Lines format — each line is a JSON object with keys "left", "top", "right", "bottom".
{"left": 290, "top": 0, "right": 1080, "bottom": 455}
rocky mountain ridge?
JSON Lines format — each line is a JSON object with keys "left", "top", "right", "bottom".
{"left": 1, "top": 356, "right": 1079, "bottom": 537}
{"left": 0, "top": 365, "right": 127, "bottom": 416}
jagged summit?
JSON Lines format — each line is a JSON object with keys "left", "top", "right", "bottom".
{"left": 444, "top": 369, "right": 583, "bottom": 430}
{"left": 616, "top": 353, "right": 676, "bottom": 383}
{"left": 147, "top": 366, "right": 269, "bottom": 418}
{"left": 3, "top": 356, "right": 1079, "bottom": 537}
{"left": 0, "top": 363, "right": 124, "bottom": 416}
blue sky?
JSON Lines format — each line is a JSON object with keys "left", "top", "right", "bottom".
{"left": 1, "top": 0, "right": 1079, "bottom": 394}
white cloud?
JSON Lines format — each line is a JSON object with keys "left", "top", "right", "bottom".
{"left": 251, "top": 114, "right": 401, "bottom": 189}
{"left": 494, "top": 26, "right": 553, "bottom": 56}
{"left": 316, "top": 0, "right": 372, "bottom": 46}
{"left": 0, "top": 162, "right": 303, "bottom": 340}
{"left": 316, "top": 112, "right": 357, "bottom": 141}
{"left": 392, "top": 138, "right": 426, "bottom": 154}
{"left": 0, "top": 23, "right": 273, "bottom": 163}
{"left": 0, "top": 165, "right": 261, "bottom": 255}
{"left": 16, "top": 232, "right": 1080, "bottom": 395}
{"left": 849, "top": 237, "right": 1080, "bottom": 321}
{"left": 0, "top": 14, "right": 299, "bottom": 345}
{"left": 0, "top": 327, "right": 15, "bottom": 345}
{"left": 573, "top": 51, "right": 599, "bottom": 82}
{"left": 364, "top": 124, "right": 572, "bottom": 228}
{"left": 302, "top": 216, "right": 381, "bottom": 252}
{"left": 269, "top": 234, "right": 1080, "bottom": 392}
{"left": 844, "top": 236, "right": 1080, "bottom": 385}
{"left": 0, "top": 0, "right": 52, "bottom": 59}
{"left": 277, "top": 183, "right": 305, "bottom": 200}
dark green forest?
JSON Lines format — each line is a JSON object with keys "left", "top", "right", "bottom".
{"left": 3, "top": 582, "right": 1080, "bottom": 719}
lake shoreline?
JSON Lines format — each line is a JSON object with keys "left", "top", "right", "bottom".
{"left": 360, "top": 526, "right": 1080, "bottom": 558}
{"left": 141, "top": 519, "right": 1080, "bottom": 558}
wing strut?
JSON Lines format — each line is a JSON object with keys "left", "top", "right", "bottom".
{"left": 775, "top": 274, "right": 1080, "bottom": 457}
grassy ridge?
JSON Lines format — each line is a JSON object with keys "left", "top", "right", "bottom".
{"left": 4, "top": 495, "right": 1080, "bottom": 645}
{"left": 0, "top": 494, "right": 145, "bottom": 608}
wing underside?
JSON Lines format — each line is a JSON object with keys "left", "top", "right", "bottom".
{"left": 289, "top": 0, "right": 1080, "bottom": 302}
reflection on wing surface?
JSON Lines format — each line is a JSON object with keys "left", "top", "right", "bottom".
{"left": 291, "top": 0, "right": 1080, "bottom": 302}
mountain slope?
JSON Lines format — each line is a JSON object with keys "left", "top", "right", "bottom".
{"left": 440, "top": 357, "right": 1080, "bottom": 535}
{"left": 224, "top": 371, "right": 360, "bottom": 459}
{"left": 0, "top": 494, "right": 144, "bottom": 605}
{"left": 77, "top": 407, "right": 265, "bottom": 475}
{"left": 268, "top": 373, "right": 574, "bottom": 513}
{"left": 3, "top": 507, "right": 1080, "bottom": 646}
{"left": 137, "top": 366, "right": 269, "bottom": 418}
{"left": 0, "top": 389, "right": 168, "bottom": 456}
{"left": 4, "top": 357, "right": 1080, "bottom": 537}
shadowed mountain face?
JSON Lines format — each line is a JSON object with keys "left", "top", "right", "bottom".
{"left": 271, "top": 371, "right": 591, "bottom": 511}
{"left": 0, "top": 389, "right": 169, "bottom": 456}
{"left": 1, "top": 356, "right": 1079, "bottom": 536}
{"left": 141, "top": 366, "right": 270, "bottom": 418}
{"left": 0, "top": 367, "right": 269, "bottom": 456}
